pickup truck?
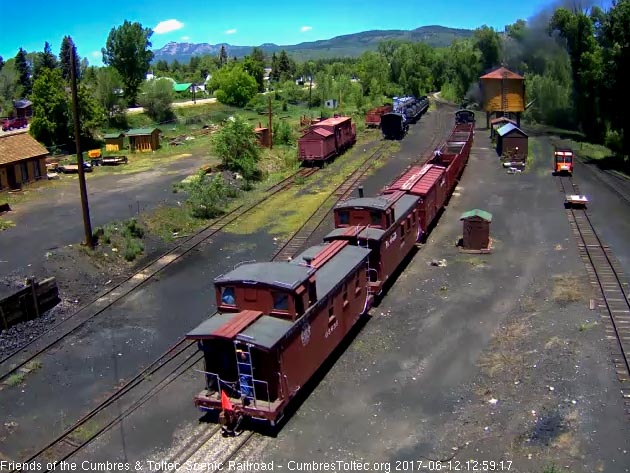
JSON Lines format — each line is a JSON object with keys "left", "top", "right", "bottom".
{"left": 1, "top": 117, "right": 28, "bottom": 131}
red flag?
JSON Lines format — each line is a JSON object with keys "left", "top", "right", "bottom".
{"left": 221, "top": 391, "right": 233, "bottom": 411}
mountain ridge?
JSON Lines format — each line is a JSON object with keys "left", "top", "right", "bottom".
{"left": 152, "top": 25, "right": 474, "bottom": 63}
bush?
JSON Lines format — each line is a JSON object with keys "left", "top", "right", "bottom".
{"left": 123, "top": 237, "right": 144, "bottom": 261}
{"left": 187, "top": 172, "right": 231, "bottom": 219}
{"left": 273, "top": 120, "right": 294, "bottom": 145}
{"left": 213, "top": 116, "right": 261, "bottom": 184}
{"left": 139, "top": 78, "right": 175, "bottom": 122}
{"left": 123, "top": 218, "right": 144, "bottom": 239}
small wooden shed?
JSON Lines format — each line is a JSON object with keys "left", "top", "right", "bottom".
{"left": 127, "top": 128, "right": 161, "bottom": 153}
{"left": 460, "top": 209, "right": 492, "bottom": 251}
{"left": 496, "top": 123, "right": 528, "bottom": 162}
{"left": 254, "top": 124, "right": 271, "bottom": 148}
{"left": 104, "top": 132, "right": 125, "bottom": 152}
{"left": 490, "top": 116, "right": 516, "bottom": 139}
{"left": 14, "top": 99, "right": 33, "bottom": 118}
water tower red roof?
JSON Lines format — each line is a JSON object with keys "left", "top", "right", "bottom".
{"left": 480, "top": 67, "right": 523, "bottom": 80}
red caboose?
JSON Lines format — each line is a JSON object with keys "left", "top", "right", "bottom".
{"left": 324, "top": 190, "right": 421, "bottom": 296}
{"left": 298, "top": 116, "right": 356, "bottom": 164}
{"left": 186, "top": 240, "right": 371, "bottom": 425}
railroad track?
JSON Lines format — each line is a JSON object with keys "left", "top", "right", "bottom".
{"left": 0, "top": 167, "right": 317, "bottom": 382}
{"left": 558, "top": 175, "right": 630, "bottom": 415}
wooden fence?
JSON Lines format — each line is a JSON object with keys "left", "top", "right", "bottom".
{"left": 0, "top": 278, "right": 60, "bottom": 330}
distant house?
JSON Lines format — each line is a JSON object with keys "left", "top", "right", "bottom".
{"left": 104, "top": 132, "right": 125, "bottom": 152}
{"left": 146, "top": 72, "right": 155, "bottom": 80}
{"left": 13, "top": 99, "right": 32, "bottom": 119}
{"left": 127, "top": 128, "right": 161, "bottom": 153}
{"left": 0, "top": 133, "right": 48, "bottom": 190}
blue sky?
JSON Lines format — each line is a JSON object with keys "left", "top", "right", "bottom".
{"left": 0, "top": 0, "right": 601, "bottom": 66}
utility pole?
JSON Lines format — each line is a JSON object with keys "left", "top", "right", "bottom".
{"left": 70, "top": 43, "right": 93, "bottom": 248}
{"left": 192, "top": 83, "right": 196, "bottom": 104}
{"left": 308, "top": 75, "right": 313, "bottom": 109}
{"left": 268, "top": 95, "right": 273, "bottom": 149}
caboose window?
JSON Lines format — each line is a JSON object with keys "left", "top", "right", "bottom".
{"left": 339, "top": 210, "right": 349, "bottom": 225}
{"left": 273, "top": 292, "right": 289, "bottom": 311}
{"left": 221, "top": 287, "right": 236, "bottom": 306}
{"left": 370, "top": 211, "right": 381, "bottom": 225}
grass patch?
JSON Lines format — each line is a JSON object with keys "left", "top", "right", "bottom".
{"left": 70, "top": 419, "right": 101, "bottom": 443}
{"left": 551, "top": 274, "right": 585, "bottom": 306}
{"left": 578, "top": 321, "right": 598, "bottom": 332}
{"left": 92, "top": 218, "right": 146, "bottom": 262}
{"left": 478, "top": 320, "right": 529, "bottom": 377}
{"left": 5, "top": 372, "right": 26, "bottom": 386}
{"left": 25, "top": 360, "right": 42, "bottom": 371}
{"left": 0, "top": 218, "right": 15, "bottom": 231}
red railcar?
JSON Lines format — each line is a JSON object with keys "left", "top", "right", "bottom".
{"left": 186, "top": 113, "right": 473, "bottom": 431}
{"left": 324, "top": 191, "right": 421, "bottom": 295}
{"left": 382, "top": 164, "right": 447, "bottom": 239}
{"left": 365, "top": 105, "right": 393, "bottom": 127}
{"left": 298, "top": 116, "right": 356, "bottom": 164}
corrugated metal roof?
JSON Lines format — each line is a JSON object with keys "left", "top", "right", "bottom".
{"left": 386, "top": 164, "right": 445, "bottom": 197}
{"left": 480, "top": 67, "right": 524, "bottom": 80}
{"left": 173, "top": 83, "right": 192, "bottom": 92}
{"left": 126, "top": 128, "right": 161, "bottom": 136}
{"left": 312, "top": 127, "right": 333, "bottom": 137}
{"left": 14, "top": 99, "right": 32, "bottom": 108}
{"left": 496, "top": 123, "right": 527, "bottom": 137}
{"left": 335, "top": 196, "right": 392, "bottom": 211}
{"left": 316, "top": 116, "right": 351, "bottom": 127}
{"left": 215, "top": 262, "right": 314, "bottom": 290}
{"left": 104, "top": 132, "right": 124, "bottom": 139}
{"left": 490, "top": 117, "right": 516, "bottom": 125}
{"left": 0, "top": 133, "right": 48, "bottom": 165}
{"left": 460, "top": 209, "right": 492, "bottom": 222}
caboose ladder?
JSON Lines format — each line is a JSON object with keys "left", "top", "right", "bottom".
{"left": 234, "top": 342, "right": 257, "bottom": 406}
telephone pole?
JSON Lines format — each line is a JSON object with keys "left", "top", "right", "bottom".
{"left": 268, "top": 95, "right": 273, "bottom": 149}
{"left": 70, "top": 43, "right": 94, "bottom": 248}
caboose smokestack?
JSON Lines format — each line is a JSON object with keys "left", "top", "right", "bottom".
{"left": 358, "top": 186, "right": 364, "bottom": 198}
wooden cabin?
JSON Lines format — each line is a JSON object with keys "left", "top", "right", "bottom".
{"left": 0, "top": 133, "right": 48, "bottom": 190}
{"left": 104, "top": 132, "right": 125, "bottom": 152}
{"left": 496, "top": 123, "right": 528, "bottom": 162}
{"left": 127, "top": 128, "right": 161, "bottom": 153}
{"left": 460, "top": 209, "right": 492, "bottom": 251}
{"left": 480, "top": 67, "right": 525, "bottom": 128}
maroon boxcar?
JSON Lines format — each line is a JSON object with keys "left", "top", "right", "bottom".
{"left": 382, "top": 164, "right": 447, "bottom": 239}
{"left": 365, "top": 105, "right": 393, "bottom": 127}
{"left": 324, "top": 191, "right": 421, "bottom": 295}
{"left": 298, "top": 127, "right": 337, "bottom": 161}
{"left": 186, "top": 240, "right": 371, "bottom": 425}
{"left": 297, "top": 116, "right": 356, "bottom": 164}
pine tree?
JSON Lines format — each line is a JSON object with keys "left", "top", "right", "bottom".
{"left": 219, "top": 45, "right": 228, "bottom": 67}
{"left": 34, "top": 41, "right": 58, "bottom": 78}
{"left": 270, "top": 53, "right": 280, "bottom": 82}
{"left": 15, "top": 48, "right": 31, "bottom": 95}
{"left": 59, "top": 36, "right": 79, "bottom": 81}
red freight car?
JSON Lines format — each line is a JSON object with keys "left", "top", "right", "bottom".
{"left": 324, "top": 190, "right": 421, "bottom": 295}
{"left": 382, "top": 164, "right": 447, "bottom": 239}
{"left": 187, "top": 240, "right": 371, "bottom": 426}
{"left": 186, "top": 113, "right": 474, "bottom": 432}
{"left": 298, "top": 116, "right": 356, "bottom": 164}
{"left": 365, "top": 105, "right": 393, "bottom": 127}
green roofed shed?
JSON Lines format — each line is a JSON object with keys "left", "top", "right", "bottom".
{"left": 173, "top": 83, "right": 192, "bottom": 93}
{"left": 460, "top": 209, "right": 492, "bottom": 222}
{"left": 104, "top": 132, "right": 125, "bottom": 151}
{"left": 460, "top": 209, "right": 492, "bottom": 251}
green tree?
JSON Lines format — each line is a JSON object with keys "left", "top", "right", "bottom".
{"left": 212, "top": 115, "right": 260, "bottom": 185}
{"left": 138, "top": 78, "right": 174, "bottom": 122}
{"left": 59, "top": 36, "right": 79, "bottom": 81}
{"left": 96, "top": 67, "right": 125, "bottom": 123}
{"left": 357, "top": 51, "right": 390, "bottom": 97}
{"left": 219, "top": 45, "right": 228, "bottom": 67}
{"left": 505, "top": 19, "right": 527, "bottom": 42}
{"left": 270, "top": 53, "right": 279, "bottom": 82}
{"left": 550, "top": 7, "right": 605, "bottom": 140}
{"left": 15, "top": 48, "right": 31, "bottom": 95}
{"left": 473, "top": 25, "right": 502, "bottom": 71}
{"left": 76, "top": 83, "right": 105, "bottom": 144}
{"left": 0, "top": 56, "right": 4, "bottom": 72}
{"left": 601, "top": 0, "right": 630, "bottom": 155}
{"left": 276, "top": 50, "right": 294, "bottom": 82}
{"left": 34, "top": 41, "right": 58, "bottom": 78}
{"left": 155, "top": 59, "right": 169, "bottom": 74}
{"left": 0, "top": 61, "right": 18, "bottom": 116}
{"left": 102, "top": 20, "right": 154, "bottom": 105}
{"left": 211, "top": 65, "right": 258, "bottom": 107}
{"left": 29, "top": 68, "right": 69, "bottom": 146}
{"left": 243, "top": 55, "right": 265, "bottom": 92}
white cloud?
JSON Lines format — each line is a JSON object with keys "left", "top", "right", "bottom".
{"left": 154, "top": 19, "right": 184, "bottom": 34}
{"left": 91, "top": 51, "right": 101, "bottom": 58}
{"left": 225, "top": 28, "right": 237, "bottom": 35}
{"left": 300, "top": 26, "right": 312, "bottom": 32}
{"left": 181, "top": 36, "right": 190, "bottom": 41}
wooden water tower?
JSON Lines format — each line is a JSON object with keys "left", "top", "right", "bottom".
{"left": 480, "top": 67, "right": 525, "bottom": 129}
